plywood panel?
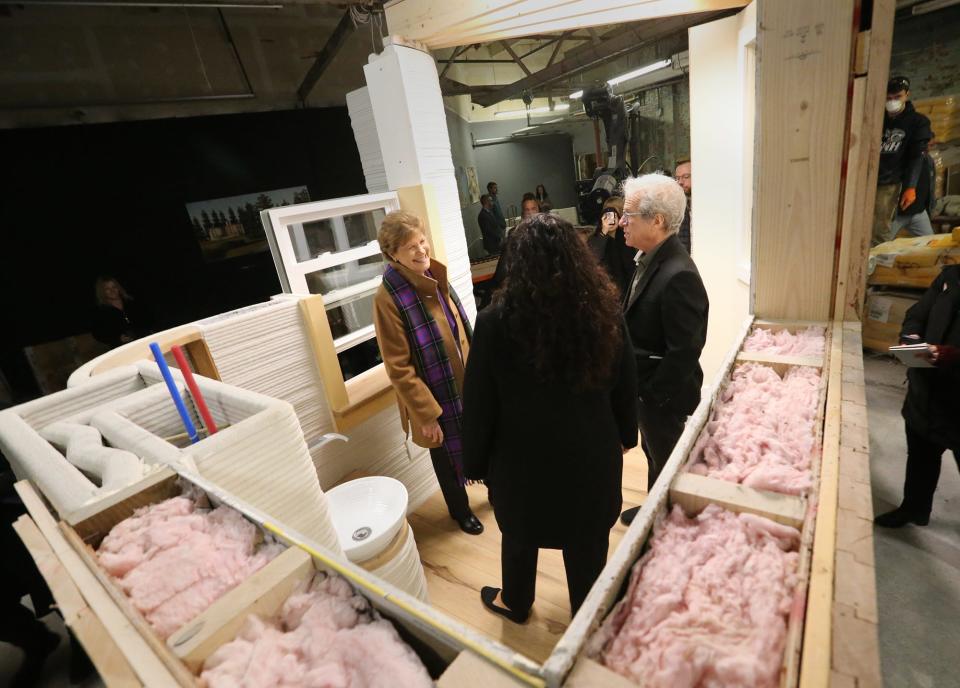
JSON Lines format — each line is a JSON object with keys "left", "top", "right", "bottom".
{"left": 384, "top": 0, "right": 749, "bottom": 49}
{"left": 840, "top": 0, "right": 896, "bottom": 320}
{"left": 753, "top": 0, "right": 855, "bottom": 320}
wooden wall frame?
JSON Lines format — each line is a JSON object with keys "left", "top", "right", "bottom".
{"left": 90, "top": 325, "right": 220, "bottom": 381}
{"left": 298, "top": 183, "right": 449, "bottom": 434}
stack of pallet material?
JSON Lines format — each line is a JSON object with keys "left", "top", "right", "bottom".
{"left": 864, "top": 228, "right": 960, "bottom": 351}
{"left": 914, "top": 94, "right": 960, "bottom": 144}
{"left": 196, "top": 296, "right": 440, "bottom": 508}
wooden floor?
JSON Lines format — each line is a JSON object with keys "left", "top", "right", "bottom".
{"left": 409, "top": 447, "right": 649, "bottom": 664}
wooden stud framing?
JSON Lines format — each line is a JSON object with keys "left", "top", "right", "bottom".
{"left": 838, "top": 0, "right": 896, "bottom": 320}
{"left": 14, "top": 481, "right": 180, "bottom": 686}
{"left": 798, "top": 321, "right": 844, "bottom": 687}
{"left": 670, "top": 473, "right": 807, "bottom": 529}
{"left": 168, "top": 548, "right": 315, "bottom": 672}
{"left": 13, "top": 514, "right": 144, "bottom": 687}
{"left": 753, "top": 0, "right": 855, "bottom": 320}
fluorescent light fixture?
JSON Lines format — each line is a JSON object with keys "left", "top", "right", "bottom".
{"left": 568, "top": 58, "right": 672, "bottom": 99}
{"left": 494, "top": 103, "right": 570, "bottom": 119}
{"left": 912, "top": 0, "right": 960, "bottom": 14}
{"left": 606, "top": 58, "right": 672, "bottom": 87}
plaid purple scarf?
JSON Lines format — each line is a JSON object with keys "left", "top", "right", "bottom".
{"left": 382, "top": 264, "right": 474, "bottom": 486}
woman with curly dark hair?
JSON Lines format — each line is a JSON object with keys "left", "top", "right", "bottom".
{"left": 462, "top": 213, "right": 638, "bottom": 623}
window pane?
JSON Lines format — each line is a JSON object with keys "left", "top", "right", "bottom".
{"left": 287, "top": 208, "right": 385, "bottom": 263}
{"left": 338, "top": 338, "right": 383, "bottom": 381}
{"left": 326, "top": 292, "right": 375, "bottom": 340}
{"left": 305, "top": 256, "right": 384, "bottom": 295}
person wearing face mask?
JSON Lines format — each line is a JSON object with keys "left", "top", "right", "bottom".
{"left": 873, "top": 76, "right": 933, "bottom": 246}
{"left": 373, "top": 211, "right": 484, "bottom": 535}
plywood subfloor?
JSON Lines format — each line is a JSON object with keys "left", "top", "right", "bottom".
{"left": 409, "top": 446, "right": 649, "bottom": 664}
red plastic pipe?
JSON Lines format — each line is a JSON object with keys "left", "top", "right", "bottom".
{"left": 170, "top": 344, "right": 219, "bottom": 436}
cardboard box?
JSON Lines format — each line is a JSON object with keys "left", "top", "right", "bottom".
{"left": 862, "top": 291, "right": 922, "bottom": 353}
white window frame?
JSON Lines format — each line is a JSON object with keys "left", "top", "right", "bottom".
{"left": 260, "top": 192, "right": 400, "bottom": 353}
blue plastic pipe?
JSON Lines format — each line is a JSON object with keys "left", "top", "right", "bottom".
{"left": 149, "top": 342, "right": 200, "bottom": 444}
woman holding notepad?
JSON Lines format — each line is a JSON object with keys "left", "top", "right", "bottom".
{"left": 875, "top": 265, "right": 960, "bottom": 528}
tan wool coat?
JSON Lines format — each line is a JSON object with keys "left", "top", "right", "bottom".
{"left": 372, "top": 259, "right": 471, "bottom": 449}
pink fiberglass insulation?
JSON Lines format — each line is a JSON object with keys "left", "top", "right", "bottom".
{"left": 688, "top": 363, "right": 820, "bottom": 495}
{"left": 200, "top": 572, "right": 433, "bottom": 688}
{"left": 595, "top": 504, "right": 800, "bottom": 688}
{"left": 97, "top": 496, "right": 283, "bottom": 639}
{"left": 741, "top": 326, "right": 825, "bottom": 357}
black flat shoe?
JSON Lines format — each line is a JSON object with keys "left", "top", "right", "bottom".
{"left": 874, "top": 507, "right": 930, "bottom": 528}
{"left": 620, "top": 506, "right": 640, "bottom": 526}
{"left": 456, "top": 514, "right": 484, "bottom": 535}
{"left": 480, "top": 586, "right": 530, "bottom": 624}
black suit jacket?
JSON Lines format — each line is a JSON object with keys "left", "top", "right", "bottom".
{"left": 461, "top": 306, "right": 638, "bottom": 546}
{"left": 478, "top": 208, "right": 504, "bottom": 255}
{"left": 623, "top": 233, "right": 709, "bottom": 416}
{"left": 901, "top": 265, "right": 960, "bottom": 449}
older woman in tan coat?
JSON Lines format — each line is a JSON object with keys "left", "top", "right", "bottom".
{"left": 372, "top": 211, "right": 483, "bottom": 535}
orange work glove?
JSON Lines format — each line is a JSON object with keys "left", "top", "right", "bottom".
{"left": 899, "top": 187, "right": 917, "bottom": 210}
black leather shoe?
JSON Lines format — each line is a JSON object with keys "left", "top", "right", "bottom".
{"left": 874, "top": 507, "right": 929, "bottom": 528}
{"left": 620, "top": 506, "right": 640, "bottom": 526}
{"left": 457, "top": 514, "right": 484, "bottom": 535}
{"left": 481, "top": 586, "right": 530, "bottom": 624}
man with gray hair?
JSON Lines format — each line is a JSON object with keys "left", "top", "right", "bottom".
{"left": 618, "top": 173, "right": 709, "bottom": 525}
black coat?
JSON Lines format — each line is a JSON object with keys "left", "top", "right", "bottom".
{"left": 878, "top": 101, "right": 932, "bottom": 187}
{"left": 478, "top": 208, "right": 504, "bottom": 255}
{"left": 623, "top": 233, "right": 709, "bottom": 417}
{"left": 901, "top": 265, "right": 960, "bottom": 449}
{"left": 600, "top": 228, "right": 637, "bottom": 297}
{"left": 461, "top": 306, "right": 638, "bottom": 547}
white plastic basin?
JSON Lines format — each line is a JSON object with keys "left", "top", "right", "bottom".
{"left": 326, "top": 476, "right": 408, "bottom": 563}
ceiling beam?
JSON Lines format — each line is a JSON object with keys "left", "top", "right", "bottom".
{"left": 471, "top": 11, "right": 723, "bottom": 107}
{"left": 438, "top": 45, "right": 464, "bottom": 79}
{"left": 499, "top": 40, "right": 532, "bottom": 76}
{"left": 439, "top": 77, "right": 572, "bottom": 99}
{"left": 546, "top": 30, "right": 570, "bottom": 67}
{"left": 296, "top": 8, "right": 354, "bottom": 102}
{"left": 437, "top": 59, "right": 518, "bottom": 63}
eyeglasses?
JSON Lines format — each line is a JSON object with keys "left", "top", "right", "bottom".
{"left": 620, "top": 211, "right": 644, "bottom": 224}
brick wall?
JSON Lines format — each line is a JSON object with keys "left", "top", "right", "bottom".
{"left": 890, "top": 6, "right": 960, "bottom": 100}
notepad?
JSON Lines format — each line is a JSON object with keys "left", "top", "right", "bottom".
{"left": 889, "top": 343, "right": 935, "bottom": 368}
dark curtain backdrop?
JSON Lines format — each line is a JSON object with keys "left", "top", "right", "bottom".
{"left": 0, "top": 107, "right": 365, "bottom": 400}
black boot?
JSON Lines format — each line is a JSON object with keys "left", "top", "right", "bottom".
{"left": 874, "top": 506, "right": 930, "bottom": 528}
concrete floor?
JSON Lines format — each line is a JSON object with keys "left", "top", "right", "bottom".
{"left": 865, "top": 354, "right": 960, "bottom": 688}
{"left": 2, "top": 354, "right": 957, "bottom": 686}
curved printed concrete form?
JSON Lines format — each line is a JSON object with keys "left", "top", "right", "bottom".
{"left": 0, "top": 412, "right": 98, "bottom": 514}
{"left": 40, "top": 421, "right": 147, "bottom": 491}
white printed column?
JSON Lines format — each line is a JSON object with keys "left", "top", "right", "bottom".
{"left": 362, "top": 41, "right": 478, "bottom": 322}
